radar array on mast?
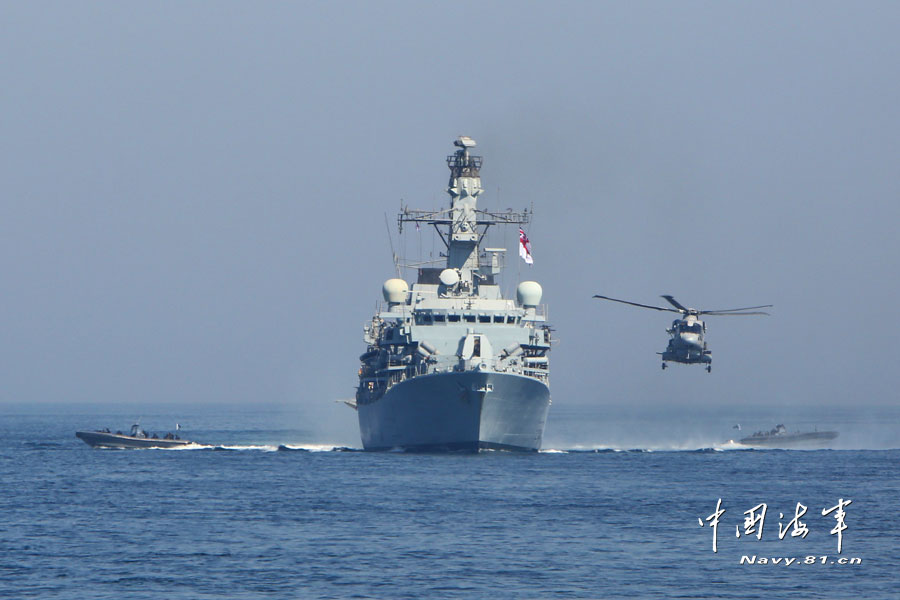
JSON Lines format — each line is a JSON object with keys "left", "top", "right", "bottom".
{"left": 398, "top": 207, "right": 531, "bottom": 246}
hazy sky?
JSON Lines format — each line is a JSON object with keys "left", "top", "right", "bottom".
{"left": 2, "top": 3, "right": 898, "bottom": 430}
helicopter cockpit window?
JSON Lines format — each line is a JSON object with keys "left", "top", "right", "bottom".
{"left": 682, "top": 324, "right": 703, "bottom": 334}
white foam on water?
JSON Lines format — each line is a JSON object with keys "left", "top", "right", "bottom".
{"left": 716, "top": 440, "right": 746, "bottom": 450}
{"left": 149, "top": 442, "right": 364, "bottom": 452}
{"left": 541, "top": 442, "right": 749, "bottom": 453}
{"left": 161, "top": 443, "right": 212, "bottom": 450}
{"left": 214, "top": 444, "right": 281, "bottom": 452}
{"left": 279, "top": 443, "right": 354, "bottom": 452}
{"left": 153, "top": 441, "right": 751, "bottom": 454}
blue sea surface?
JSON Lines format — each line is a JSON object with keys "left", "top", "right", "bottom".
{"left": 1, "top": 404, "right": 897, "bottom": 599}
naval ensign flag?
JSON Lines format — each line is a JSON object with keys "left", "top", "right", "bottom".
{"left": 518, "top": 228, "right": 533, "bottom": 265}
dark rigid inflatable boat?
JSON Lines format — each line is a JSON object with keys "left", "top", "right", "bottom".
{"left": 738, "top": 424, "right": 838, "bottom": 448}
{"left": 76, "top": 424, "right": 194, "bottom": 449}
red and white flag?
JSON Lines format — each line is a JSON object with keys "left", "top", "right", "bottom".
{"left": 518, "top": 228, "right": 533, "bottom": 265}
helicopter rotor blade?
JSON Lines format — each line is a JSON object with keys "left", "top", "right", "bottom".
{"left": 660, "top": 295, "right": 689, "bottom": 312}
{"left": 700, "top": 310, "right": 771, "bottom": 316}
{"left": 593, "top": 295, "right": 681, "bottom": 313}
{"left": 697, "top": 304, "right": 773, "bottom": 313}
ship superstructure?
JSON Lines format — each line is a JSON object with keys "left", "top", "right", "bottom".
{"left": 354, "top": 137, "right": 551, "bottom": 451}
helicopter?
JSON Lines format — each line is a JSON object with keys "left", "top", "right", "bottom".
{"left": 592, "top": 294, "right": 772, "bottom": 372}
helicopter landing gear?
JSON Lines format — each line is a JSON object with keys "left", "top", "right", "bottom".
{"left": 706, "top": 365, "right": 712, "bottom": 373}
{"left": 661, "top": 362, "right": 667, "bottom": 370}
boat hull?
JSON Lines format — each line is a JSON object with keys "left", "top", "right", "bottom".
{"left": 738, "top": 431, "right": 838, "bottom": 448}
{"left": 358, "top": 371, "right": 550, "bottom": 452}
{"left": 75, "top": 431, "right": 193, "bottom": 449}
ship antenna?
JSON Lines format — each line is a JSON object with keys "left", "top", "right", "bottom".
{"left": 384, "top": 212, "right": 401, "bottom": 278}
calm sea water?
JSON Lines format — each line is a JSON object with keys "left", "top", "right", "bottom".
{"left": 1, "top": 403, "right": 897, "bottom": 599}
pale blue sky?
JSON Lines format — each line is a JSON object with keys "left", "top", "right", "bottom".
{"left": 1, "top": 2, "right": 898, "bottom": 431}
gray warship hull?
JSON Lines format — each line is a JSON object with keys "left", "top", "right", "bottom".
{"left": 358, "top": 371, "right": 550, "bottom": 452}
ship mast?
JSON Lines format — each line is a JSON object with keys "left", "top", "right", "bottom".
{"left": 398, "top": 136, "right": 530, "bottom": 293}
{"left": 445, "top": 136, "right": 483, "bottom": 281}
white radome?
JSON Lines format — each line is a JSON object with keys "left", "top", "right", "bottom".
{"left": 516, "top": 281, "right": 542, "bottom": 307}
{"left": 383, "top": 278, "right": 409, "bottom": 304}
{"left": 439, "top": 268, "right": 460, "bottom": 287}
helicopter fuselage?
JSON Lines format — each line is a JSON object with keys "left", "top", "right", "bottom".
{"left": 660, "top": 316, "right": 712, "bottom": 365}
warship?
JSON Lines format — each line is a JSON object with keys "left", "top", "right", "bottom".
{"left": 353, "top": 136, "right": 551, "bottom": 451}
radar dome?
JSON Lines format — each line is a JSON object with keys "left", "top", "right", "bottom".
{"left": 382, "top": 278, "right": 409, "bottom": 304}
{"left": 516, "top": 281, "right": 543, "bottom": 307}
{"left": 439, "top": 269, "right": 460, "bottom": 287}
